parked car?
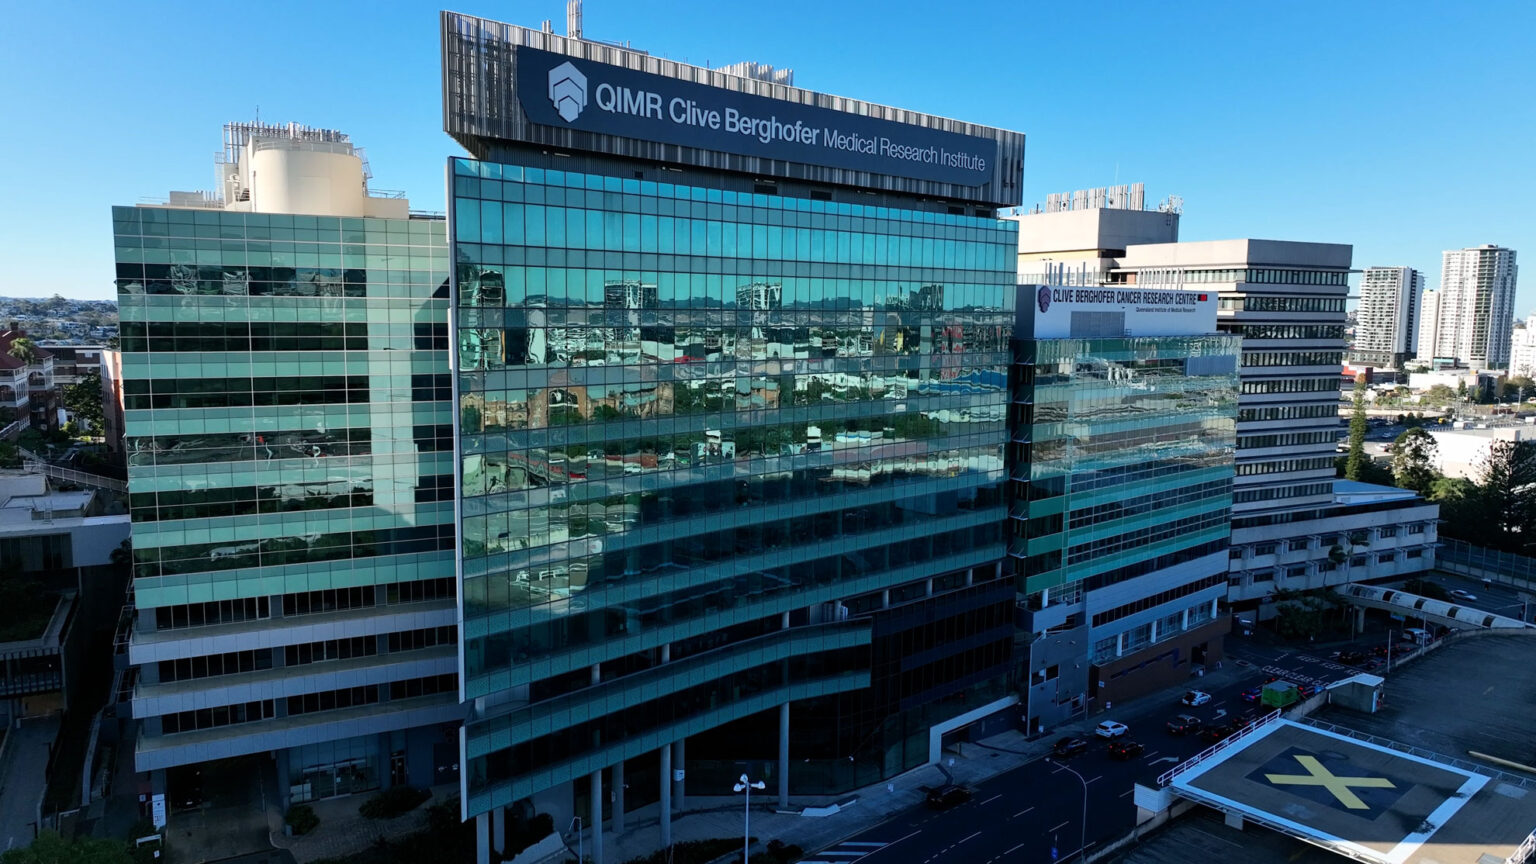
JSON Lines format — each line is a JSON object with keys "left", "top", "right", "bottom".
{"left": 1371, "top": 645, "right": 1390, "bottom": 658}
{"left": 1362, "top": 658, "right": 1384, "bottom": 671}
{"left": 1337, "top": 650, "right": 1366, "bottom": 665}
{"left": 1450, "top": 589, "right": 1478, "bottom": 601}
{"left": 1181, "top": 690, "right": 1212, "bottom": 707}
{"left": 1095, "top": 720, "right": 1129, "bottom": 739}
{"left": 1108, "top": 740, "right": 1145, "bottom": 761}
{"left": 1200, "top": 722, "right": 1237, "bottom": 744}
{"left": 1052, "top": 737, "right": 1088, "bottom": 758}
{"left": 1166, "top": 714, "right": 1203, "bottom": 735}
{"left": 925, "top": 784, "right": 972, "bottom": 810}
{"left": 1296, "top": 683, "right": 1320, "bottom": 699}
{"left": 1240, "top": 686, "right": 1263, "bottom": 703}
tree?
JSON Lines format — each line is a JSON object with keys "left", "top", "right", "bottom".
{"left": 1475, "top": 438, "right": 1536, "bottom": 552}
{"left": 1390, "top": 427, "right": 1440, "bottom": 495}
{"left": 1425, "top": 384, "right": 1456, "bottom": 405}
{"left": 1430, "top": 476, "right": 1495, "bottom": 547}
{"left": 1344, "top": 379, "right": 1369, "bottom": 481}
{"left": 63, "top": 373, "right": 105, "bottom": 431}
{"left": 0, "top": 831, "right": 132, "bottom": 864}
{"left": 6, "top": 337, "right": 38, "bottom": 365}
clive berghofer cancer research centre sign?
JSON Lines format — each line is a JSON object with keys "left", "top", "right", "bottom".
{"left": 515, "top": 46, "right": 998, "bottom": 187}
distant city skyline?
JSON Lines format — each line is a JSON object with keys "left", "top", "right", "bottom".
{"left": 2, "top": 0, "right": 1533, "bottom": 305}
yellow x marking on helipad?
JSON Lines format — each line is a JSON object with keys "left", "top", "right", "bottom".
{"left": 1265, "top": 754, "right": 1396, "bottom": 809}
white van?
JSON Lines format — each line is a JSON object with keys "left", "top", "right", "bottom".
{"left": 1402, "top": 627, "right": 1431, "bottom": 645}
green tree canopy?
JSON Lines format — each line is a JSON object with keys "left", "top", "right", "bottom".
{"left": 63, "top": 372, "right": 105, "bottom": 431}
{"left": 6, "top": 337, "right": 39, "bottom": 364}
{"left": 1476, "top": 438, "right": 1536, "bottom": 552}
{"left": 1344, "top": 379, "right": 1369, "bottom": 481}
{"left": 1390, "top": 427, "right": 1440, "bottom": 495}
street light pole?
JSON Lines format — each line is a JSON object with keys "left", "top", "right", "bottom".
{"left": 1050, "top": 759, "right": 1089, "bottom": 861}
{"left": 733, "top": 773, "right": 765, "bottom": 864}
{"left": 570, "top": 817, "right": 583, "bottom": 864}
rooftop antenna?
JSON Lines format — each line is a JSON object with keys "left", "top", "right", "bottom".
{"left": 567, "top": 0, "right": 582, "bottom": 40}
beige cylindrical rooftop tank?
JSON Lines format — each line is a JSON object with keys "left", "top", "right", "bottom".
{"left": 249, "top": 145, "right": 367, "bottom": 217}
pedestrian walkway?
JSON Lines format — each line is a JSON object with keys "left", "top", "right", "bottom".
{"left": 0, "top": 715, "right": 60, "bottom": 853}
{"left": 269, "top": 783, "right": 458, "bottom": 864}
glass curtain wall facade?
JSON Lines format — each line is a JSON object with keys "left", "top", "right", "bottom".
{"left": 115, "top": 206, "right": 462, "bottom": 795}
{"left": 452, "top": 157, "right": 1016, "bottom": 814}
{"left": 1014, "top": 332, "right": 1238, "bottom": 729}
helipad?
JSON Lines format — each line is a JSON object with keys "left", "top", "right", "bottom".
{"left": 1164, "top": 719, "right": 1536, "bottom": 864}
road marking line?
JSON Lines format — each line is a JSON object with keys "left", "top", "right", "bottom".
{"left": 1145, "top": 750, "right": 1159, "bottom": 759}
{"left": 1048, "top": 820, "right": 1070, "bottom": 832}
{"left": 1004, "top": 843, "right": 1026, "bottom": 856}
{"left": 1012, "top": 806, "right": 1034, "bottom": 818}
{"left": 821, "top": 854, "right": 867, "bottom": 858}
{"left": 1120, "top": 789, "right": 1133, "bottom": 798}
{"left": 1086, "top": 775, "right": 1102, "bottom": 785}
{"left": 959, "top": 831, "right": 980, "bottom": 844}
{"left": 841, "top": 842, "right": 887, "bottom": 846}
{"left": 979, "top": 794, "right": 1002, "bottom": 805}
{"left": 863, "top": 831, "right": 919, "bottom": 858}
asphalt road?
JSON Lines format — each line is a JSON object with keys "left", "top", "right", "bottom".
{"left": 804, "top": 629, "right": 1405, "bottom": 864}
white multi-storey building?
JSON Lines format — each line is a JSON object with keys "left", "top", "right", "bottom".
{"left": 1350, "top": 266, "right": 1423, "bottom": 369}
{"left": 1511, "top": 318, "right": 1536, "bottom": 379}
{"left": 1416, "top": 289, "right": 1443, "bottom": 363}
{"left": 1428, "top": 245, "right": 1519, "bottom": 368}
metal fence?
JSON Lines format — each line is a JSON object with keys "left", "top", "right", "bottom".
{"left": 1437, "top": 537, "right": 1536, "bottom": 586}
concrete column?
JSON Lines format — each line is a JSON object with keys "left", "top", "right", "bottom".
{"left": 660, "top": 744, "right": 673, "bottom": 848}
{"left": 492, "top": 806, "right": 505, "bottom": 854}
{"left": 274, "top": 755, "right": 291, "bottom": 812}
{"left": 673, "top": 739, "right": 686, "bottom": 810}
{"left": 1181, "top": 608, "right": 1190, "bottom": 630}
{"left": 613, "top": 759, "right": 626, "bottom": 833}
{"left": 475, "top": 812, "right": 490, "bottom": 864}
{"left": 880, "top": 590, "right": 890, "bottom": 608}
{"left": 661, "top": 643, "right": 670, "bottom": 663}
{"left": 925, "top": 579, "right": 934, "bottom": 596}
{"left": 1115, "top": 632, "right": 1125, "bottom": 657}
{"left": 778, "top": 702, "right": 790, "bottom": 808}
{"left": 965, "top": 568, "right": 974, "bottom": 587}
{"left": 590, "top": 769, "right": 604, "bottom": 864}
{"left": 781, "top": 611, "right": 791, "bottom": 628}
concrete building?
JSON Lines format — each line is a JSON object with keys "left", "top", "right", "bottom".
{"left": 1425, "top": 245, "right": 1519, "bottom": 368}
{"left": 442, "top": 13, "right": 1025, "bottom": 861}
{"left": 1110, "top": 240, "right": 1439, "bottom": 611}
{"left": 1426, "top": 425, "right": 1536, "bottom": 479}
{"left": 113, "top": 122, "right": 458, "bottom": 821}
{"left": 0, "top": 329, "right": 58, "bottom": 433}
{"left": 1415, "top": 288, "right": 1443, "bottom": 364}
{"left": 1350, "top": 266, "right": 1423, "bottom": 369}
{"left": 1006, "top": 184, "right": 1180, "bottom": 286}
{"left": 1509, "top": 318, "right": 1536, "bottom": 379}
{"left": 1012, "top": 284, "right": 1238, "bottom": 733}
{"left": 1116, "top": 240, "right": 1349, "bottom": 519}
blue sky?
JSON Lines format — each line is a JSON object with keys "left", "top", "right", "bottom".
{"left": 3, "top": 1, "right": 1533, "bottom": 308}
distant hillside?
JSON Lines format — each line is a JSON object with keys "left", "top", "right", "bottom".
{"left": 0, "top": 295, "right": 117, "bottom": 343}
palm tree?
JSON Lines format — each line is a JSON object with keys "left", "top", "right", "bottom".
{"left": 7, "top": 337, "right": 39, "bottom": 364}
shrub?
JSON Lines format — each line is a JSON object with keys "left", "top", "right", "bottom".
{"left": 286, "top": 804, "right": 320, "bottom": 836}
{"left": 359, "top": 785, "right": 431, "bottom": 820}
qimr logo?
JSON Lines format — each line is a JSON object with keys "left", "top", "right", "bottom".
{"left": 548, "top": 61, "right": 588, "bottom": 122}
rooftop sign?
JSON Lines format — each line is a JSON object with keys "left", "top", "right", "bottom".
{"left": 515, "top": 46, "right": 998, "bottom": 187}
{"left": 1032, "top": 286, "right": 1217, "bottom": 339}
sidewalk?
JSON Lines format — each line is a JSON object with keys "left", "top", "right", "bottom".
{"left": 600, "top": 667, "right": 1249, "bottom": 864}
{"left": 0, "top": 715, "right": 60, "bottom": 853}
{"left": 269, "top": 783, "right": 459, "bottom": 864}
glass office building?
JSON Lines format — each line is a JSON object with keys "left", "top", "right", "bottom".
{"left": 115, "top": 124, "right": 461, "bottom": 812}
{"left": 1012, "top": 292, "right": 1239, "bottom": 733}
{"left": 442, "top": 13, "right": 1026, "bottom": 851}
